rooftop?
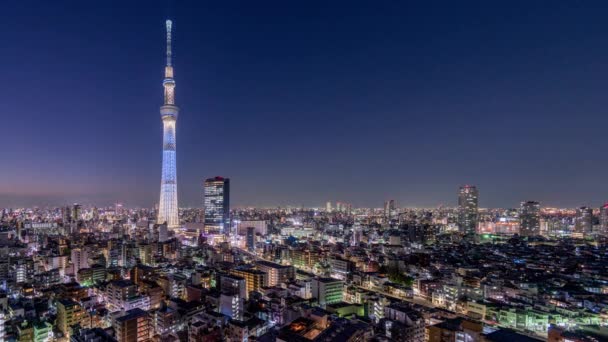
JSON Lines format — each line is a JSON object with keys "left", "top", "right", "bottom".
{"left": 116, "top": 308, "right": 148, "bottom": 323}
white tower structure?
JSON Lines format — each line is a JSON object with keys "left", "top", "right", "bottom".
{"left": 157, "top": 19, "right": 180, "bottom": 228}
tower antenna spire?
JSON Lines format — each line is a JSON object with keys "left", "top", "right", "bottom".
{"left": 166, "top": 19, "right": 172, "bottom": 67}
{"left": 158, "top": 19, "right": 179, "bottom": 229}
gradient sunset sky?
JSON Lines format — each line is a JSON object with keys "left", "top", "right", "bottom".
{"left": 3, "top": 1, "right": 608, "bottom": 208}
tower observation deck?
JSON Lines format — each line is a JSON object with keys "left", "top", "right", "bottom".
{"left": 157, "top": 19, "right": 180, "bottom": 229}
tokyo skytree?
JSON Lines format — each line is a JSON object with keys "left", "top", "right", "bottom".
{"left": 157, "top": 19, "right": 179, "bottom": 228}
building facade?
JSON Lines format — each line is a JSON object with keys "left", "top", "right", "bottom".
{"left": 204, "top": 177, "right": 230, "bottom": 234}
{"left": 458, "top": 185, "right": 479, "bottom": 236}
{"left": 255, "top": 261, "right": 295, "bottom": 287}
{"left": 312, "top": 277, "right": 344, "bottom": 308}
{"left": 600, "top": 203, "right": 608, "bottom": 236}
{"left": 575, "top": 206, "right": 593, "bottom": 236}
{"left": 114, "top": 308, "right": 150, "bottom": 342}
{"left": 520, "top": 201, "right": 540, "bottom": 236}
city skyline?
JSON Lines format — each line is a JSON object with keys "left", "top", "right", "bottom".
{"left": 3, "top": 1, "right": 608, "bottom": 208}
{"left": 4, "top": 3, "right": 608, "bottom": 340}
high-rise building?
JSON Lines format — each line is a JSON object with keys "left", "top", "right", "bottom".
{"left": 575, "top": 206, "right": 593, "bottom": 236}
{"left": 92, "top": 207, "right": 99, "bottom": 221}
{"left": 115, "top": 203, "right": 124, "bottom": 216}
{"left": 0, "top": 312, "right": 4, "bottom": 342}
{"left": 336, "top": 201, "right": 352, "bottom": 214}
{"left": 311, "top": 277, "right": 344, "bottom": 308}
{"left": 62, "top": 206, "right": 72, "bottom": 224}
{"left": 0, "top": 311, "right": 5, "bottom": 342}
{"left": 157, "top": 224, "right": 168, "bottom": 242}
{"left": 458, "top": 185, "right": 479, "bottom": 236}
{"left": 230, "top": 268, "right": 267, "bottom": 299}
{"left": 218, "top": 274, "right": 246, "bottom": 320}
{"left": 219, "top": 274, "right": 247, "bottom": 300}
{"left": 326, "top": 201, "right": 332, "bottom": 213}
{"left": 236, "top": 220, "right": 268, "bottom": 235}
{"left": 328, "top": 256, "right": 354, "bottom": 280}
{"left": 57, "top": 298, "right": 87, "bottom": 336}
{"left": 219, "top": 293, "right": 243, "bottom": 321}
{"left": 114, "top": 308, "right": 150, "bottom": 342}
{"left": 105, "top": 240, "right": 122, "bottom": 268}
{"left": 246, "top": 227, "right": 255, "bottom": 252}
{"left": 600, "top": 203, "right": 608, "bottom": 236}
{"left": 105, "top": 280, "right": 138, "bottom": 312}
{"left": 14, "top": 258, "right": 34, "bottom": 284}
{"left": 255, "top": 260, "right": 295, "bottom": 286}
{"left": 72, "top": 204, "right": 82, "bottom": 221}
{"left": 351, "top": 225, "right": 362, "bottom": 246}
{"left": 384, "top": 199, "right": 396, "bottom": 221}
{"left": 138, "top": 244, "right": 154, "bottom": 266}
{"left": 519, "top": 201, "right": 540, "bottom": 236}
{"left": 204, "top": 177, "right": 230, "bottom": 234}
{"left": 157, "top": 20, "right": 180, "bottom": 229}
{"left": 71, "top": 248, "right": 89, "bottom": 274}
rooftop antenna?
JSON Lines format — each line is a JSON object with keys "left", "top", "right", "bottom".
{"left": 165, "top": 19, "right": 172, "bottom": 67}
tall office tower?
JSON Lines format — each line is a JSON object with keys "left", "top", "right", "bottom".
{"left": 326, "top": 201, "right": 332, "bottom": 213}
{"left": 72, "top": 204, "right": 82, "bottom": 221}
{"left": 384, "top": 199, "right": 396, "bottom": 221}
{"left": 157, "top": 19, "right": 180, "bottom": 229}
{"left": 575, "top": 206, "right": 593, "bottom": 236}
{"left": 519, "top": 201, "right": 540, "bottom": 236}
{"left": 458, "top": 185, "right": 479, "bottom": 236}
{"left": 204, "top": 177, "right": 230, "bottom": 234}
{"left": 246, "top": 227, "right": 255, "bottom": 252}
{"left": 600, "top": 203, "right": 608, "bottom": 236}
{"left": 62, "top": 206, "right": 72, "bottom": 224}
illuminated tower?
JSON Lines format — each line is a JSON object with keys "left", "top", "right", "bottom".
{"left": 157, "top": 19, "right": 180, "bottom": 229}
{"left": 458, "top": 185, "right": 479, "bottom": 236}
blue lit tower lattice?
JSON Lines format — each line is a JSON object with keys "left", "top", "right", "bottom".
{"left": 157, "top": 19, "right": 180, "bottom": 229}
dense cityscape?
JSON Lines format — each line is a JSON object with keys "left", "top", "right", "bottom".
{"left": 1, "top": 185, "right": 608, "bottom": 342}
{"left": 4, "top": 2, "right": 608, "bottom": 342}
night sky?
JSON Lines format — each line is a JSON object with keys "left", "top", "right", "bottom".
{"left": 3, "top": 1, "right": 608, "bottom": 208}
